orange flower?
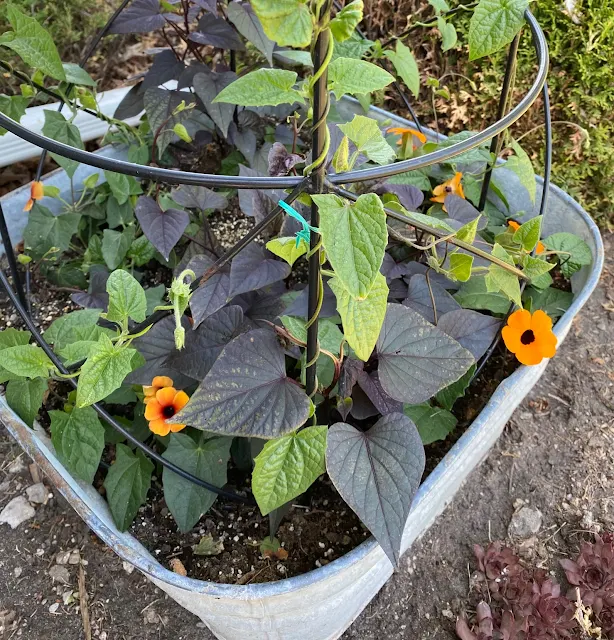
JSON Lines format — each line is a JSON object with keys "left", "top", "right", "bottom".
{"left": 507, "top": 220, "right": 545, "bottom": 254}
{"left": 388, "top": 126, "right": 427, "bottom": 146}
{"left": 501, "top": 309, "right": 557, "bottom": 366}
{"left": 24, "top": 181, "right": 44, "bottom": 212}
{"left": 431, "top": 172, "right": 465, "bottom": 211}
{"left": 144, "top": 386, "right": 189, "bottom": 436}
{"left": 143, "top": 375, "right": 174, "bottom": 404}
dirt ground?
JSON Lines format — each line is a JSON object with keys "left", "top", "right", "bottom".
{"left": 0, "top": 233, "right": 612, "bottom": 640}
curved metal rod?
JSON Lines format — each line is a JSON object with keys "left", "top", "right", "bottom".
{"left": 0, "top": 268, "right": 255, "bottom": 505}
{"left": 0, "top": 10, "right": 547, "bottom": 190}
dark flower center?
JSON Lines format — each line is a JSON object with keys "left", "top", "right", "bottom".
{"left": 520, "top": 329, "right": 536, "bottom": 345}
{"left": 162, "top": 405, "right": 176, "bottom": 419}
{"left": 445, "top": 186, "right": 453, "bottom": 193}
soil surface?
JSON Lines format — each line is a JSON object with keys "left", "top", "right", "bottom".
{"left": 0, "top": 232, "right": 612, "bottom": 639}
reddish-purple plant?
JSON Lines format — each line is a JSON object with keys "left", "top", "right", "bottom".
{"left": 561, "top": 534, "right": 614, "bottom": 614}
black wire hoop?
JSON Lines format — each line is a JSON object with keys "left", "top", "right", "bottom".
{"left": 0, "top": 2, "right": 552, "bottom": 506}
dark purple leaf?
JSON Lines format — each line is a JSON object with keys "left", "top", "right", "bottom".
{"left": 171, "top": 184, "right": 227, "bottom": 211}
{"left": 109, "top": 0, "right": 180, "bottom": 34}
{"left": 177, "top": 63, "right": 211, "bottom": 89}
{"left": 381, "top": 183, "right": 424, "bottom": 210}
{"left": 237, "top": 109, "right": 263, "bottom": 131}
{"left": 167, "top": 305, "right": 244, "bottom": 380}
{"left": 193, "top": 71, "right": 237, "bottom": 137}
{"left": 350, "top": 385, "right": 378, "bottom": 420}
{"left": 227, "top": 2, "right": 274, "bottom": 65}
{"left": 381, "top": 253, "right": 408, "bottom": 280}
{"left": 126, "top": 316, "right": 196, "bottom": 388}
{"left": 274, "top": 123, "right": 296, "bottom": 145}
{"left": 229, "top": 242, "right": 290, "bottom": 297}
{"left": 229, "top": 125, "right": 258, "bottom": 166}
{"left": 227, "top": 2, "right": 275, "bottom": 67}
{"left": 192, "top": 0, "right": 217, "bottom": 11}
{"left": 326, "top": 413, "right": 426, "bottom": 565}
{"left": 189, "top": 14, "right": 245, "bottom": 50}
{"left": 357, "top": 371, "right": 403, "bottom": 415}
{"left": 436, "top": 309, "right": 502, "bottom": 360}
{"left": 142, "top": 50, "right": 186, "bottom": 89}
{"left": 241, "top": 284, "right": 287, "bottom": 327}
{"left": 135, "top": 196, "right": 189, "bottom": 261}
{"left": 376, "top": 303, "right": 475, "bottom": 404}
{"left": 338, "top": 358, "right": 363, "bottom": 400}
{"left": 72, "top": 266, "right": 109, "bottom": 310}
{"left": 252, "top": 189, "right": 274, "bottom": 225}
{"left": 403, "top": 274, "right": 461, "bottom": 324}
{"left": 444, "top": 194, "right": 487, "bottom": 230}
{"left": 282, "top": 281, "right": 338, "bottom": 319}
{"left": 174, "top": 329, "right": 312, "bottom": 438}
{"left": 267, "top": 142, "right": 303, "bottom": 176}
{"left": 114, "top": 82, "right": 145, "bottom": 119}
{"left": 402, "top": 261, "right": 459, "bottom": 291}
{"left": 387, "top": 278, "right": 408, "bottom": 300}
{"left": 190, "top": 273, "right": 231, "bottom": 329}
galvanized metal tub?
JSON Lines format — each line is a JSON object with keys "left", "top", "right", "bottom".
{"left": 0, "top": 106, "right": 604, "bottom": 639}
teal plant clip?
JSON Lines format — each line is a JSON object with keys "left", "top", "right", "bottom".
{"left": 278, "top": 200, "right": 319, "bottom": 249}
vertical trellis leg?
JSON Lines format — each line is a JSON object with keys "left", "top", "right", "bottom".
{"left": 478, "top": 33, "right": 521, "bottom": 211}
{"left": 305, "top": 2, "right": 333, "bottom": 400}
{"left": 0, "top": 201, "right": 28, "bottom": 310}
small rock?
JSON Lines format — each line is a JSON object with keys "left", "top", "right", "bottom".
{"left": 442, "top": 609, "right": 455, "bottom": 620}
{"left": 122, "top": 561, "right": 135, "bottom": 574}
{"left": 49, "top": 565, "right": 71, "bottom": 584}
{"left": 143, "top": 607, "right": 159, "bottom": 625}
{"left": 6, "top": 458, "right": 25, "bottom": 474}
{"left": 13, "top": 567, "right": 22, "bottom": 578}
{"left": 0, "top": 495, "right": 36, "bottom": 529}
{"left": 508, "top": 505, "right": 543, "bottom": 538}
{"left": 29, "top": 463, "right": 41, "bottom": 484}
{"left": 0, "top": 480, "right": 11, "bottom": 494}
{"left": 56, "top": 550, "right": 71, "bottom": 565}
{"left": 67, "top": 549, "right": 80, "bottom": 565}
{"left": 26, "top": 483, "right": 48, "bottom": 505}
{"left": 170, "top": 558, "right": 187, "bottom": 576}
{"left": 48, "top": 602, "right": 60, "bottom": 614}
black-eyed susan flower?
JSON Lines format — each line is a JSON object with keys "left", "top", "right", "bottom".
{"left": 144, "top": 386, "right": 189, "bottom": 436}
{"left": 387, "top": 126, "right": 427, "bottom": 147}
{"left": 431, "top": 172, "right": 465, "bottom": 211}
{"left": 501, "top": 309, "right": 557, "bottom": 365}
{"left": 24, "top": 181, "right": 44, "bottom": 212}
{"left": 507, "top": 220, "right": 545, "bottom": 254}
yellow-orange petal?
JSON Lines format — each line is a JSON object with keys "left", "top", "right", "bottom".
{"left": 515, "top": 344, "right": 544, "bottom": 366}
{"left": 538, "top": 333, "right": 557, "bottom": 358}
{"left": 430, "top": 194, "right": 446, "bottom": 204}
{"left": 451, "top": 172, "right": 463, "bottom": 190}
{"left": 507, "top": 309, "right": 532, "bottom": 333}
{"left": 507, "top": 220, "right": 521, "bottom": 231}
{"left": 31, "top": 181, "right": 44, "bottom": 200}
{"left": 536, "top": 241, "right": 545, "bottom": 254}
{"left": 143, "top": 386, "right": 157, "bottom": 397}
{"left": 531, "top": 309, "right": 553, "bottom": 334}
{"left": 148, "top": 418, "right": 171, "bottom": 436}
{"left": 151, "top": 375, "right": 173, "bottom": 388}
{"left": 169, "top": 422, "right": 187, "bottom": 433}
{"left": 432, "top": 183, "right": 446, "bottom": 197}
{"left": 172, "top": 390, "right": 189, "bottom": 411}
{"left": 501, "top": 325, "right": 522, "bottom": 353}
{"left": 23, "top": 198, "right": 34, "bottom": 212}
{"left": 143, "top": 396, "right": 157, "bottom": 405}
{"left": 144, "top": 400, "right": 164, "bottom": 421}
{"left": 156, "top": 386, "right": 177, "bottom": 406}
